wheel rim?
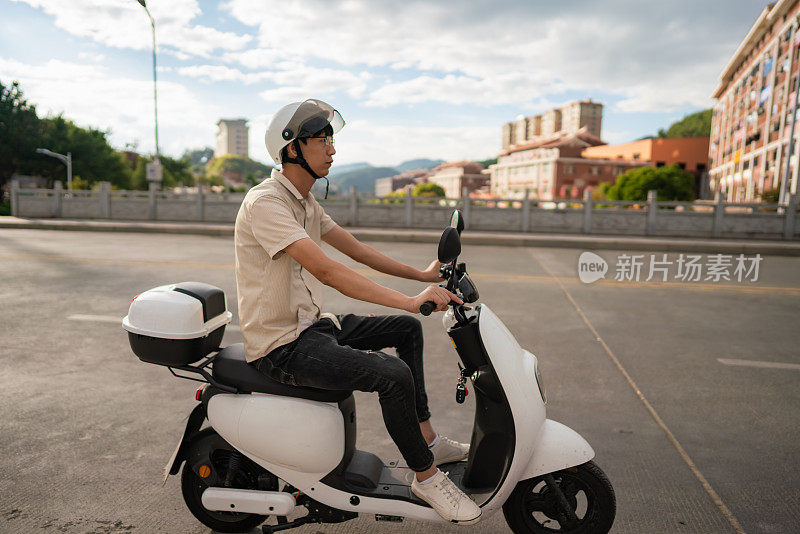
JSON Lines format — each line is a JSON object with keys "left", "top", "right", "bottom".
{"left": 521, "top": 471, "right": 597, "bottom": 532}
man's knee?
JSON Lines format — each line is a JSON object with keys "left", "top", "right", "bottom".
{"left": 396, "top": 314, "right": 423, "bottom": 337}
{"left": 380, "top": 357, "right": 414, "bottom": 392}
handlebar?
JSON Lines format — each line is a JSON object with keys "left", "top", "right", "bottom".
{"left": 420, "top": 300, "right": 461, "bottom": 316}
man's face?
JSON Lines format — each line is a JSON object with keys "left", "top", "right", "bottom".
{"left": 299, "top": 135, "right": 336, "bottom": 177}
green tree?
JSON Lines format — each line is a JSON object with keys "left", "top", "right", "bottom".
{"left": 38, "top": 115, "right": 132, "bottom": 189}
{"left": 412, "top": 182, "right": 446, "bottom": 197}
{"left": 183, "top": 147, "right": 214, "bottom": 176}
{"left": 0, "top": 80, "right": 43, "bottom": 192}
{"left": 183, "top": 147, "right": 214, "bottom": 167}
{"left": 606, "top": 164, "right": 695, "bottom": 201}
{"left": 129, "top": 155, "right": 194, "bottom": 190}
{"left": 657, "top": 109, "right": 712, "bottom": 138}
{"left": 206, "top": 154, "right": 272, "bottom": 184}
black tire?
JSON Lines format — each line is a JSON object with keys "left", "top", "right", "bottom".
{"left": 180, "top": 449, "right": 270, "bottom": 533}
{"left": 503, "top": 461, "right": 615, "bottom": 534}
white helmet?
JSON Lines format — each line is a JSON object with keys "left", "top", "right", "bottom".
{"left": 265, "top": 99, "right": 345, "bottom": 165}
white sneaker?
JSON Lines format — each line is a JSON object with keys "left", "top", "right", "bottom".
{"left": 430, "top": 435, "right": 469, "bottom": 465}
{"left": 411, "top": 470, "right": 482, "bottom": 524}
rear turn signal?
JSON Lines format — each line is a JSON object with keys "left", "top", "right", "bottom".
{"left": 195, "top": 385, "right": 206, "bottom": 401}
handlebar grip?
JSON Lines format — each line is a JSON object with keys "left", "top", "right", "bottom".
{"left": 420, "top": 300, "right": 462, "bottom": 315}
{"left": 420, "top": 301, "right": 436, "bottom": 316}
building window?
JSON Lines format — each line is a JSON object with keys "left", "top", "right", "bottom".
{"left": 677, "top": 162, "right": 686, "bottom": 170}
{"left": 564, "top": 164, "right": 574, "bottom": 174}
{"left": 590, "top": 166, "right": 599, "bottom": 176}
{"left": 656, "top": 161, "right": 666, "bottom": 167}
{"left": 633, "top": 153, "right": 640, "bottom": 160}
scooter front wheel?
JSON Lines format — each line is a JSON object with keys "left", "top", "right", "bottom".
{"left": 502, "top": 461, "right": 615, "bottom": 534}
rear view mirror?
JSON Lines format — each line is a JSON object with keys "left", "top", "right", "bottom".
{"left": 449, "top": 210, "right": 465, "bottom": 234}
{"left": 438, "top": 227, "right": 461, "bottom": 263}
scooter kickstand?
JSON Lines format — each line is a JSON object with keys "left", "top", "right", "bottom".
{"left": 262, "top": 515, "right": 317, "bottom": 533}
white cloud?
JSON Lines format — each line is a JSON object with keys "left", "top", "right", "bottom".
{"left": 222, "top": 48, "right": 288, "bottom": 69}
{"left": 10, "top": 0, "right": 253, "bottom": 58}
{"left": 177, "top": 64, "right": 272, "bottom": 84}
{"left": 333, "top": 120, "right": 498, "bottom": 167}
{"left": 222, "top": 0, "right": 748, "bottom": 111}
{"left": 0, "top": 57, "right": 221, "bottom": 155}
{"left": 366, "top": 74, "right": 565, "bottom": 107}
{"left": 77, "top": 52, "right": 106, "bottom": 62}
{"left": 257, "top": 65, "right": 368, "bottom": 102}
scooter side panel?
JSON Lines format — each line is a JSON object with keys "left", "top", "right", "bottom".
{"left": 520, "top": 419, "right": 595, "bottom": 479}
{"left": 207, "top": 393, "right": 344, "bottom": 475}
{"left": 477, "top": 305, "right": 547, "bottom": 510}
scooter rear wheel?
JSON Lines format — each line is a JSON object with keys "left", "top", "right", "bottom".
{"left": 181, "top": 455, "right": 269, "bottom": 533}
{"left": 502, "top": 461, "right": 615, "bottom": 534}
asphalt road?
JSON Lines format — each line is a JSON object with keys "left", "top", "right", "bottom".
{"left": 1, "top": 229, "right": 799, "bottom": 534}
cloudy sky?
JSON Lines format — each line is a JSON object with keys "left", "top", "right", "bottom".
{"left": 1, "top": 0, "right": 767, "bottom": 167}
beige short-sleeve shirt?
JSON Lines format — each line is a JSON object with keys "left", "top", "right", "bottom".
{"left": 234, "top": 169, "right": 338, "bottom": 362}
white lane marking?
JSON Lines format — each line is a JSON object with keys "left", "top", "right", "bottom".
{"left": 68, "top": 314, "right": 123, "bottom": 323}
{"left": 67, "top": 314, "right": 240, "bottom": 332}
{"left": 529, "top": 249, "right": 747, "bottom": 534}
{"left": 718, "top": 358, "right": 800, "bottom": 371}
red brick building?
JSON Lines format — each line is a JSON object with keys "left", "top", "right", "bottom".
{"left": 489, "top": 129, "right": 646, "bottom": 200}
{"left": 709, "top": 0, "right": 800, "bottom": 202}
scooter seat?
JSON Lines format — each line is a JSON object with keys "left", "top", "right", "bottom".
{"left": 212, "top": 343, "right": 352, "bottom": 403}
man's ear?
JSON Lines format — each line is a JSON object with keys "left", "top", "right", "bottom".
{"left": 285, "top": 141, "right": 298, "bottom": 159}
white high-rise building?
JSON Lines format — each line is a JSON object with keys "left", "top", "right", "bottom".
{"left": 215, "top": 119, "right": 249, "bottom": 158}
{"left": 502, "top": 100, "right": 603, "bottom": 150}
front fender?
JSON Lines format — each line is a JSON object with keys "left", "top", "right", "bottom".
{"left": 521, "top": 419, "right": 594, "bottom": 479}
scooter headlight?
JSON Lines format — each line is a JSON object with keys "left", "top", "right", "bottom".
{"left": 534, "top": 359, "right": 547, "bottom": 404}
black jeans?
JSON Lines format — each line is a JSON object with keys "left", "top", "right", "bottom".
{"left": 252, "top": 314, "right": 434, "bottom": 472}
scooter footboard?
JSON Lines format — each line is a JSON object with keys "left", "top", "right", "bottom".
{"left": 520, "top": 419, "right": 595, "bottom": 479}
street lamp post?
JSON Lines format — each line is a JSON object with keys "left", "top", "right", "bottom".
{"left": 136, "top": 0, "right": 161, "bottom": 177}
{"left": 36, "top": 148, "right": 72, "bottom": 190}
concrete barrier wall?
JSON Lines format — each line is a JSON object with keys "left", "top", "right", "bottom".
{"left": 651, "top": 212, "right": 713, "bottom": 238}
{"left": 111, "top": 198, "right": 150, "bottom": 220}
{"left": 528, "top": 208, "right": 585, "bottom": 233}
{"left": 10, "top": 181, "right": 800, "bottom": 241}
{"left": 18, "top": 195, "right": 56, "bottom": 217}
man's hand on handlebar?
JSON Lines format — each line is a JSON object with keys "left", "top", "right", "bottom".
{"left": 408, "top": 284, "right": 462, "bottom": 315}
{"left": 419, "top": 260, "right": 444, "bottom": 283}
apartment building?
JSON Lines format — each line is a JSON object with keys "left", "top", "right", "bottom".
{"left": 709, "top": 0, "right": 800, "bottom": 202}
{"left": 502, "top": 100, "right": 603, "bottom": 150}
{"left": 215, "top": 119, "right": 249, "bottom": 158}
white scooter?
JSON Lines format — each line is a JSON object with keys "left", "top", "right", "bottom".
{"left": 122, "top": 210, "right": 615, "bottom": 533}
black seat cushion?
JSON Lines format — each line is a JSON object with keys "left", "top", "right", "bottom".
{"left": 212, "top": 343, "right": 352, "bottom": 403}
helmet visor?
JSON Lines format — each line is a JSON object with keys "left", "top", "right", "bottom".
{"left": 283, "top": 99, "right": 344, "bottom": 142}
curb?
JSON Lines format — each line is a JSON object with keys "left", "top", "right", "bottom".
{"left": 2, "top": 217, "right": 800, "bottom": 256}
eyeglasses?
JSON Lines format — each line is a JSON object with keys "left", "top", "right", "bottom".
{"left": 309, "top": 135, "right": 335, "bottom": 147}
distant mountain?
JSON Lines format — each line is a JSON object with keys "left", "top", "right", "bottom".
{"left": 394, "top": 158, "right": 445, "bottom": 173}
{"left": 324, "top": 158, "right": 444, "bottom": 195}
{"left": 331, "top": 166, "right": 399, "bottom": 194}
{"left": 330, "top": 161, "right": 371, "bottom": 174}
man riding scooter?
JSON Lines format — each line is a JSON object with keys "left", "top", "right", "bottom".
{"left": 234, "top": 98, "right": 482, "bottom": 524}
